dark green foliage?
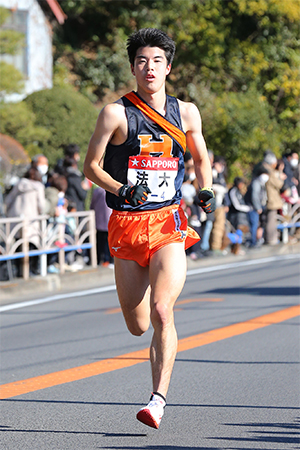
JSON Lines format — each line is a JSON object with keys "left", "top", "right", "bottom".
{"left": 2, "top": 0, "right": 299, "bottom": 180}
{"left": 24, "top": 86, "right": 98, "bottom": 166}
{"left": 51, "top": 0, "right": 299, "bottom": 179}
{"left": 0, "top": 101, "right": 50, "bottom": 155}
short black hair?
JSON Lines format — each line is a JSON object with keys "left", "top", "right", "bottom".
{"left": 214, "top": 155, "right": 226, "bottom": 164}
{"left": 63, "top": 143, "right": 80, "bottom": 157}
{"left": 234, "top": 177, "right": 245, "bottom": 187}
{"left": 127, "top": 28, "right": 176, "bottom": 66}
{"left": 256, "top": 165, "right": 269, "bottom": 176}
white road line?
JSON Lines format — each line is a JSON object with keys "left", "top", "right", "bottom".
{"left": 0, "top": 285, "right": 116, "bottom": 312}
{"left": 0, "top": 254, "right": 299, "bottom": 312}
{"left": 187, "top": 254, "right": 299, "bottom": 276}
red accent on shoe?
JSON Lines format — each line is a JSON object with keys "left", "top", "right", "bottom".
{"left": 136, "top": 408, "right": 160, "bottom": 429}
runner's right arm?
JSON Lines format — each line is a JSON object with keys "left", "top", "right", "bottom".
{"left": 83, "top": 103, "right": 126, "bottom": 196}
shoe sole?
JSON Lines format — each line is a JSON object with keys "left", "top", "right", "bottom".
{"left": 136, "top": 409, "right": 160, "bottom": 429}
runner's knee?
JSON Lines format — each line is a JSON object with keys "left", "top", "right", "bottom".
{"left": 150, "top": 302, "right": 173, "bottom": 329}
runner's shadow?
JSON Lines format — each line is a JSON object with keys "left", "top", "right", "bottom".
{"left": 0, "top": 426, "right": 146, "bottom": 437}
{"left": 1, "top": 399, "right": 299, "bottom": 410}
{"left": 100, "top": 446, "right": 222, "bottom": 449}
{"left": 99, "top": 446, "right": 280, "bottom": 449}
{"left": 208, "top": 418, "right": 300, "bottom": 445}
{"left": 204, "top": 286, "right": 299, "bottom": 296}
{"left": 176, "top": 358, "right": 300, "bottom": 365}
{"left": 1, "top": 426, "right": 295, "bottom": 449}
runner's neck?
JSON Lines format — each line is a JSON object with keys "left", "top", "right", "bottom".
{"left": 136, "top": 88, "right": 167, "bottom": 116}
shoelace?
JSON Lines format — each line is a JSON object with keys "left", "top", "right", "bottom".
{"left": 148, "top": 399, "right": 165, "bottom": 409}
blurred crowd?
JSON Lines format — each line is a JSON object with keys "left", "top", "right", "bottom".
{"left": 182, "top": 149, "right": 300, "bottom": 260}
{"left": 1, "top": 144, "right": 113, "bottom": 277}
{"left": 0, "top": 144, "right": 299, "bottom": 279}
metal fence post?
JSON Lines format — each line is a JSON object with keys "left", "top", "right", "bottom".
{"left": 58, "top": 222, "right": 65, "bottom": 274}
{"left": 282, "top": 203, "right": 289, "bottom": 244}
{"left": 22, "top": 217, "right": 29, "bottom": 280}
{"left": 40, "top": 216, "right": 47, "bottom": 277}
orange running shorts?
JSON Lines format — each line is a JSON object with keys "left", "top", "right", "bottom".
{"left": 108, "top": 205, "right": 200, "bottom": 267}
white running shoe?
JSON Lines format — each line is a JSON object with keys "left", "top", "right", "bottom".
{"left": 136, "top": 393, "right": 166, "bottom": 429}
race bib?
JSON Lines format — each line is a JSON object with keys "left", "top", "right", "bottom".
{"left": 128, "top": 156, "right": 179, "bottom": 203}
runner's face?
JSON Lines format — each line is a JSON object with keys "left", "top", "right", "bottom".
{"left": 131, "top": 46, "right": 171, "bottom": 93}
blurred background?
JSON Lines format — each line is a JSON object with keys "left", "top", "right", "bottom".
{"left": 0, "top": 0, "right": 299, "bottom": 183}
{"left": 0, "top": 0, "right": 299, "bottom": 282}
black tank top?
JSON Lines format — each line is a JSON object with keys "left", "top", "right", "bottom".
{"left": 104, "top": 92, "right": 186, "bottom": 211}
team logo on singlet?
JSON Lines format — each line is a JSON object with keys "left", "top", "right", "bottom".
{"left": 138, "top": 134, "right": 173, "bottom": 157}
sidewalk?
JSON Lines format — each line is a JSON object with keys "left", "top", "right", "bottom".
{"left": 1, "top": 241, "right": 299, "bottom": 306}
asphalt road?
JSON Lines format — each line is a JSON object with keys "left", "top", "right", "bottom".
{"left": 0, "top": 254, "right": 299, "bottom": 450}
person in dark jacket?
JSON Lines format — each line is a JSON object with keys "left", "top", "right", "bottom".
{"left": 245, "top": 166, "right": 269, "bottom": 247}
{"left": 90, "top": 186, "right": 113, "bottom": 266}
{"left": 54, "top": 144, "right": 81, "bottom": 175}
{"left": 227, "top": 177, "right": 251, "bottom": 231}
{"left": 282, "top": 151, "right": 299, "bottom": 202}
{"left": 282, "top": 151, "right": 299, "bottom": 190}
{"left": 64, "top": 156, "right": 89, "bottom": 212}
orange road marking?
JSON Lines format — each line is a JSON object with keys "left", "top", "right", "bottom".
{"left": 177, "top": 305, "right": 300, "bottom": 352}
{"left": 105, "top": 307, "right": 122, "bottom": 314}
{"left": 0, "top": 305, "right": 299, "bottom": 400}
{"left": 176, "top": 298, "right": 223, "bottom": 306}
{"left": 105, "top": 298, "right": 223, "bottom": 315}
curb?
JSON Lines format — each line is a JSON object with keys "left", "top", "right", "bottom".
{"left": 1, "top": 242, "right": 299, "bottom": 305}
{"left": 0, "top": 266, "right": 115, "bottom": 304}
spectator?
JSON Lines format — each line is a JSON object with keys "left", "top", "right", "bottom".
{"left": 282, "top": 151, "right": 299, "bottom": 202}
{"left": 182, "top": 154, "right": 201, "bottom": 259}
{"left": 0, "top": 185, "right": 4, "bottom": 218}
{"left": 31, "top": 154, "right": 49, "bottom": 185}
{"left": 245, "top": 165, "right": 269, "bottom": 248}
{"left": 210, "top": 155, "right": 228, "bottom": 255}
{"left": 227, "top": 177, "right": 251, "bottom": 255}
{"left": 294, "top": 157, "right": 300, "bottom": 197}
{"left": 90, "top": 186, "right": 113, "bottom": 267}
{"left": 252, "top": 150, "right": 274, "bottom": 178}
{"left": 45, "top": 174, "right": 68, "bottom": 217}
{"left": 62, "top": 154, "right": 91, "bottom": 266}
{"left": 64, "top": 201, "right": 84, "bottom": 270}
{"left": 5, "top": 166, "right": 45, "bottom": 275}
{"left": 44, "top": 174, "right": 69, "bottom": 273}
{"left": 199, "top": 149, "right": 214, "bottom": 256}
{"left": 227, "top": 177, "right": 251, "bottom": 230}
{"left": 64, "top": 156, "right": 90, "bottom": 212}
{"left": 54, "top": 143, "right": 81, "bottom": 175}
{"left": 264, "top": 153, "right": 286, "bottom": 245}
{"left": 181, "top": 156, "right": 198, "bottom": 218}
{"left": 66, "top": 201, "right": 77, "bottom": 237}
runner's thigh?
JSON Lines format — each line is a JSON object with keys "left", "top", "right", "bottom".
{"left": 114, "top": 257, "right": 151, "bottom": 335}
{"left": 149, "top": 242, "right": 187, "bottom": 309}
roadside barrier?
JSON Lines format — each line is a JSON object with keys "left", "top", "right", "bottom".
{"left": 0, "top": 211, "right": 97, "bottom": 280}
{"left": 276, "top": 202, "right": 300, "bottom": 244}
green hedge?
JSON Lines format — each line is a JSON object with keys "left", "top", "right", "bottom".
{"left": 24, "top": 86, "right": 99, "bottom": 166}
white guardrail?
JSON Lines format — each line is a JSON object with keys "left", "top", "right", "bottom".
{"left": 276, "top": 202, "right": 300, "bottom": 244}
{"left": 0, "top": 202, "right": 299, "bottom": 281}
{"left": 0, "top": 211, "right": 97, "bottom": 280}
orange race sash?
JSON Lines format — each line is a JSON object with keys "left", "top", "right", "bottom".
{"left": 124, "top": 91, "right": 186, "bottom": 154}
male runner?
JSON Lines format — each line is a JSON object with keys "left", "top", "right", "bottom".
{"left": 84, "top": 28, "right": 215, "bottom": 429}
